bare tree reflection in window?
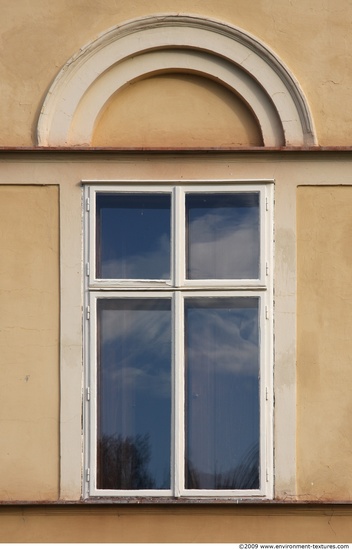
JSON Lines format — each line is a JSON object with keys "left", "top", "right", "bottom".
{"left": 98, "top": 434, "right": 156, "bottom": 490}
{"left": 186, "top": 442, "right": 259, "bottom": 490}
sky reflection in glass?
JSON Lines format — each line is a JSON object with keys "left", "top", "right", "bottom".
{"left": 96, "top": 193, "right": 171, "bottom": 279}
{"left": 186, "top": 193, "right": 260, "bottom": 279}
{"left": 97, "top": 299, "right": 172, "bottom": 490}
{"left": 185, "top": 297, "right": 260, "bottom": 490}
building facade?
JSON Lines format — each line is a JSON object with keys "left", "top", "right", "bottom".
{"left": 1, "top": 0, "right": 352, "bottom": 542}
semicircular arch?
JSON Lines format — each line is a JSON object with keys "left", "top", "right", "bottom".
{"left": 37, "top": 15, "right": 316, "bottom": 147}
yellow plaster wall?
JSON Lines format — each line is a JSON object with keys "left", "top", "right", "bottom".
{"left": 1, "top": 504, "right": 352, "bottom": 543}
{"left": 0, "top": 185, "right": 59, "bottom": 500}
{"left": 1, "top": 0, "right": 352, "bottom": 147}
{"left": 297, "top": 186, "right": 352, "bottom": 500}
{"left": 92, "top": 74, "right": 263, "bottom": 147}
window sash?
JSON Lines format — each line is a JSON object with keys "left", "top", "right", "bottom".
{"left": 87, "top": 289, "right": 270, "bottom": 498}
{"left": 88, "top": 291, "right": 174, "bottom": 498}
{"left": 86, "top": 183, "right": 269, "bottom": 289}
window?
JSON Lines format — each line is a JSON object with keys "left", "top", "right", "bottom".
{"left": 84, "top": 181, "right": 273, "bottom": 499}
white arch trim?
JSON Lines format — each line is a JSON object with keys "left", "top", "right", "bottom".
{"left": 37, "top": 15, "right": 317, "bottom": 147}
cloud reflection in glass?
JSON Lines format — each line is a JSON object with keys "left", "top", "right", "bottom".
{"left": 96, "top": 193, "right": 171, "bottom": 280}
{"left": 185, "top": 297, "right": 260, "bottom": 489}
{"left": 97, "top": 299, "right": 172, "bottom": 490}
{"left": 186, "top": 193, "right": 260, "bottom": 280}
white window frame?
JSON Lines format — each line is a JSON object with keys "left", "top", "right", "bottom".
{"left": 83, "top": 180, "right": 274, "bottom": 500}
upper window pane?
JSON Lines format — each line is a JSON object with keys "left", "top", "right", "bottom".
{"left": 186, "top": 193, "right": 260, "bottom": 280}
{"left": 96, "top": 193, "right": 171, "bottom": 279}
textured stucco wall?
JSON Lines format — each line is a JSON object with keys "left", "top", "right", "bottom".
{"left": 1, "top": 504, "right": 352, "bottom": 543}
{"left": 297, "top": 186, "right": 352, "bottom": 500}
{"left": 92, "top": 74, "right": 262, "bottom": 147}
{"left": 0, "top": 185, "right": 59, "bottom": 500}
{"left": 1, "top": 0, "right": 352, "bottom": 146}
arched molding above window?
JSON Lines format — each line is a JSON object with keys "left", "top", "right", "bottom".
{"left": 37, "top": 15, "right": 317, "bottom": 147}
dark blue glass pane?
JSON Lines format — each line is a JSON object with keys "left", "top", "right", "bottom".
{"left": 97, "top": 299, "right": 172, "bottom": 490}
{"left": 96, "top": 193, "right": 171, "bottom": 279}
{"left": 186, "top": 193, "right": 260, "bottom": 279}
{"left": 185, "top": 297, "right": 260, "bottom": 490}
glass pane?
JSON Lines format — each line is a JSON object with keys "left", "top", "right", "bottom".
{"left": 186, "top": 193, "right": 260, "bottom": 279}
{"left": 97, "top": 298, "right": 172, "bottom": 490}
{"left": 185, "top": 297, "right": 260, "bottom": 490}
{"left": 96, "top": 193, "right": 171, "bottom": 279}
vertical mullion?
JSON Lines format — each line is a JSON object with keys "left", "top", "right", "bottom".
{"left": 174, "top": 186, "right": 185, "bottom": 288}
{"left": 173, "top": 291, "right": 184, "bottom": 496}
{"left": 173, "top": 186, "right": 185, "bottom": 496}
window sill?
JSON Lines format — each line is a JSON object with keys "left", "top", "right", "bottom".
{"left": 1, "top": 498, "right": 350, "bottom": 506}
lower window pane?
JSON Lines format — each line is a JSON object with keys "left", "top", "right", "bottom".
{"left": 185, "top": 297, "right": 260, "bottom": 490}
{"left": 97, "top": 298, "right": 172, "bottom": 490}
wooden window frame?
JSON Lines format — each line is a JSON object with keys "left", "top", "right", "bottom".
{"left": 83, "top": 180, "right": 274, "bottom": 500}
